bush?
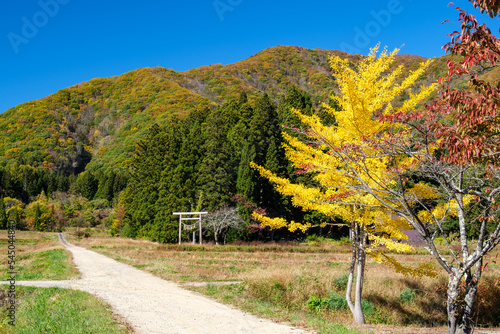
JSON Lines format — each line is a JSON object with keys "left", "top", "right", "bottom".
{"left": 326, "top": 291, "right": 376, "bottom": 316}
{"left": 327, "top": 292, "right": 348, "bottom": 311}
{"left": 433, "top": 237, "right": 446, "bottom": 246}
{"left": 361, "top": 299, "right": 376, "bottom": 316}
{"left": 73, "top": 230, "right": 91, "bottom": 238}
{"left": 307, "top": 296, "right": 329, "bottom": 311}
{"left": 399, "top": 288, "right": 416, "bottom": 304}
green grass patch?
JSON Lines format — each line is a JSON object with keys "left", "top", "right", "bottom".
{"left": 0, "top": 231, "right": 79, "bottom": 281}
{"left": 0, "top": 286, "right": 131, "bottom": 334}
{"left": 1, "top": 249, "right": 79, "bottom": 281}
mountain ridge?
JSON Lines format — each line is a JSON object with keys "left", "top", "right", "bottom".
{"left": 0, "top": 45, "right": 452, "bottom": 174}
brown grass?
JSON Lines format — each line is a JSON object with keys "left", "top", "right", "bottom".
{"left": 69, "top": 235, "right": 500, "bottom": 334}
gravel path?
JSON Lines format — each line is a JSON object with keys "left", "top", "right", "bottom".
{"left": 15, "top": 233, "right": 313, "bottom": 334}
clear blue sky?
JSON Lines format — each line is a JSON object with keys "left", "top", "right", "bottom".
{"left": 1, "top": 0, "right": 498, "bottom": 113}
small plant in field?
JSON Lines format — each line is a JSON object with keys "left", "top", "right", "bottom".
{"left": 327, "top": 291, "right": 376, "bottom": 316}
{"left": 361, "top": 299, "right": 375, "bottom": 316}
{"left": 433, "top": 237, "right": 446, "bottom": 246}
{"left": 399, "top": 288, "right": 416, "bottom": 304}
{"left": 327, "top": 292, "right": 348, "bottom": 311}
{"left": 307, "top": 296, "right": 329, "bottom": 312}
{"left": 333, "top": 274, "right": 349, "bottom": 291}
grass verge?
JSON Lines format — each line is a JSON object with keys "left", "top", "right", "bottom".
{"left": 0, "top": 286, "right": 132, "bottom": 333}
{"left": 0, "top": 231, "right": 79, "bottom": 281}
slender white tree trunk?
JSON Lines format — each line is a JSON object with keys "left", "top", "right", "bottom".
{"left": 346, "top": 224, "right": 356, "bottom": 315}
{"left": 346, "top": 222, "right": 366, "bottom": 324}
{"left": 354, "top": 224, "right": 366, "bottom": 324}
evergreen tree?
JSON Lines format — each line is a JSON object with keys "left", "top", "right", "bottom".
{"left": 112, "top": 171, "right": 128, "bottom": 197}
{"left": 173, "top": 106, "right": 209, "bottom": 211}
{"left": 33, "top": 204, "right": 41, "bottom": 231}
{"left": 238, "top": 90, "right": 248, "bottom": 106}
{"left": 104, "top": 171, "right": 116, "bottom": 203}
{"left": 277, "top": 86, "right": 313, "bottom": 130}
{"left": 220, "top": 100, "right": 241, "bottom": 131}
{"left": 122, "top": 123, "right": 165, "bottom": 238}
{"left": 0, "top": 196, "right": 7, "bottom": 229}
{"left": 228, "top": 102, "right": 253, "bottom": 160}
{"left": 122, "top": 118, "right": 184, "bottom": 242}
{"left": 46, "top": 172, "right": 58, "bottom": 194}
{"left": 76, "top": 171, "right": 98, "bottom": 200}
{"left": 27, "top": 168, "right": 42, "bottom": 198}
{"left": 236, "top": 143, "right": 257, "bottom": 220}
{"left": 247, "top": 93, "right": 284, "bottom": 207}
{"left": 197, "top": 107, "right": 238, "bottom": 211}
{"left": 2, "top": 168, "right": 22, "bottom": 200}
{"left": 153, "top": 118, "right": 184, "bottom": 242}
{"left": 56, "top": 171, "right": 69, "bottom": 192}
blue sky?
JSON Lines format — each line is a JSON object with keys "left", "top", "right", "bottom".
{"left": 1, "top": 0, "right": 498, "bottom": 113}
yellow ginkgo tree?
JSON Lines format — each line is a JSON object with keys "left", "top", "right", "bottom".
{"left": 251, "top": 45, "right": 439, "bottom": 324}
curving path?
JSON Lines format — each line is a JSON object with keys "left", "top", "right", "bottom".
{"left": 13, "top": 233, "right": 313, "bottom": 334}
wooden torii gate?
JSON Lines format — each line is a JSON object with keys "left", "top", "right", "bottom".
{"left": 173, "top": 212, "right": 207, "bottom": 245}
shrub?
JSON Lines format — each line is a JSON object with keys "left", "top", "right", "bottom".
{"left": 434, "top": 237, "right": 445, "bottom": 246}
{"left": 73, "top": 230, "right": 91, "bottom": 238}
{"left": 307, "top": 296, "right": 329, "bottom": 311}
{"left": 327, "top": 292, "right": 348, "bottom": 311}
{"left": 327, "top": 291, "right": 376, "bottom": 316}
{"left": 361, "top": 299, "right": 376, "bottom": 316}
{"left": 399, "top": 288, "right": 416, "bottom": 304}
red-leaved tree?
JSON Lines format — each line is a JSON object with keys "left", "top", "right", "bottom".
{"left": 414, "top": 1, "right": 500, "bottom": 333}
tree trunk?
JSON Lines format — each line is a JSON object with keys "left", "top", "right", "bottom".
{"left": 461, "top": 260, "right": 482, "bottom": 334}
{"left": 447, "top": 274, "right": 462, "bottom": 334}
{"left": 346, "top": 222, "right": 366, "bottom": 324}
{"left": 354, "top": 225, "right": 366, "bottom": 324}
{"left": 346, "top": 225, "right": 356, "bottom": 315}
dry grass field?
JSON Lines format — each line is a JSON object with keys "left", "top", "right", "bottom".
{"left": 69, "top": 235, "right": 500, "bottom": 334}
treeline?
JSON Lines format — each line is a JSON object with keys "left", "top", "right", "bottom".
{"left": 0, "top": 163, "right": 128, "bottom": 231}
{"left": 0, "top": 165, "right": 128, "bottom": 204}
{"left": 0, "top": 86, "right": 344, "bottom": 242}
{"left": 121, "top": 87, "right": 342, "bottom": 243}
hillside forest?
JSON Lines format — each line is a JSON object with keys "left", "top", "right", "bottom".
{"left": 0, "top": 46, "right": 473, "bottom": 243}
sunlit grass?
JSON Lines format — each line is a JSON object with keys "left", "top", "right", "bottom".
{"left": 71, "top": 235, "right": 500, "bottom": 333}
{"left": 0, "top": 286, "right": 132, "bottom": 334}
{"left": 0, "top": 231, "right": 79, "bottom": 281}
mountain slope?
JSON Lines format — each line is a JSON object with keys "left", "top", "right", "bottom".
{"left": 0, "top": 46, "right": 455, "bottom": 174}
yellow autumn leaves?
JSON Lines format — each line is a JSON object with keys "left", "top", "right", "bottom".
{"left": 250, "top": 45, "right": 445, "bottom": 275}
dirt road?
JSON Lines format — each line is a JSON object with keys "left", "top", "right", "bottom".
{"left": 16, "top": 234, "right": 312, "bottom": 334}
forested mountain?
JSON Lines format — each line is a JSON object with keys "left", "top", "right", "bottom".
{"left": 0, "top": 46, "right": 449, "bottom": 174}
{"left": 0, "top": 45, "right": 480, "bottom": 241}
